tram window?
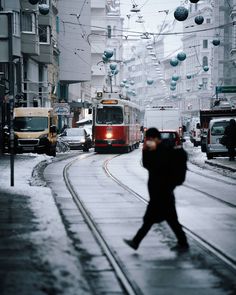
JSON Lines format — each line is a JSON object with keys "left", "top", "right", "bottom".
{"left": 96, "top": 106, "right": 123, "bottom": 124}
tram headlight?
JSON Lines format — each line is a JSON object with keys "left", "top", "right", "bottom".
{"left": 106, "top": 132, "right": 113, "bottom": 139}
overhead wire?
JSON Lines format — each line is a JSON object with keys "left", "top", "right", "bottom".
{"left": 61, "top": 19, "right": 235, "bottom": 37}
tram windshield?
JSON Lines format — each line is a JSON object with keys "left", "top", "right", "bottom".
{"left": 96, "top": 106, "right": 123, "bottom": 124}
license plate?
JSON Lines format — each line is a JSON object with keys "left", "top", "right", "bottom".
{"left": 23, "top": 146, "right": 34, "bottom": 151}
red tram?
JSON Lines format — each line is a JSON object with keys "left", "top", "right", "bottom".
{"left": 93, "top": 98, "right": 142, "bottom": 153}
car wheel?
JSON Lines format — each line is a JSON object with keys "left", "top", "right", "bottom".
{"left": 207, "top": 153, "right": 213, "bottom": 160}
{"left": 83, "top": 146, "right": 89, "bottom": 152}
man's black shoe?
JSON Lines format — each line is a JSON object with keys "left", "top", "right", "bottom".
{"left": 171, "top": 243, "right": 189, "bottom": 252}
{"left": 123, "top": 239, "right": 139, "bottom": 250}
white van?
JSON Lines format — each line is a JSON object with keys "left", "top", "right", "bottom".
{"left": 206, "top": 117, "right": 236, "bottom": 159}
{"left": 190, "top": 118, "right": 201, "bottom": 147}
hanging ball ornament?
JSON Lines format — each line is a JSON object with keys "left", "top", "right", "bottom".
{"left": 39, "top": 4, "right": 50, "bottom": 15}
{"left": 170, "top": 80, "right": 177, "bottom": 87}
{"left": 104, "top": 49, "right": 113, "bottom": 59}
{"left": 120, "top": 82, "right": 125, "bottom": 88}
{"left": 109, "top": 63, "right": 117, "bottom": 71}
{"left": 203, "top": 66, "right": 209, "bottom": 72}
{"left": 130, "top": 80, "right": 135, "bottom": 85}
{"left": 186, "top": 74, "right": 192, "bottom": 79}
{"left": 195, "top": 15, "right": 204, "bottom": 25}
{"left": 125, "top": 84, "right": 129, "bottom": 89}
{"left": 174, "top": 6, "right": 189, "bottom": 22}
{"left": 189, "top": 0, "right": 200, "bottom": 3}
{"left": 112, "top": 69, "right": 119, "bottom": 75}
{"left": 147, "top": 79, "right": 154, "bottom": 85}
{"left": 172, "top": 75, "right": 179, "bottom": 81}
{"left": 212, "top": 39, "right": 220, "bottom": 46}
{"left": 177, "top": 51, "right": 187, "bottom": 61}
{"left": 29, "top": 0, "right": 39, "bottom": 4}
{"left": 170, "top": 86, "right": 176, "bottom": 91}
{"left": 102, "top": 54, "right": 108, "bottom": 62}
{"left": 170, "top": 58, "right": 179, "bottom": 67}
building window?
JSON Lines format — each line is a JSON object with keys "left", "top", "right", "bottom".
{"left": 202, "top": 78, "right": 208, "bottom": 89}
{"left": 39, "top": 25, "right": 50, "bottom": 43}
{"left": 13, "top": 12, "right": 20, "bottom": 36}
{"left": 107, "top": 25, "right": 111, "bottom": 38}
{"left": 206, "top": 18, "right": 211, "bottom": 24}
{"left": 203, "top": 56, "right": 208, "bottom": 67}
{"left": 56, "top": 16, "right": 59, "bottom": 33}
{"left": 203, "top": 40, "right": 208, "bottom": 49}
{"left": 195, "top": 3, "right": 198, "bottom": 11}
{"left": 40, "top": 0, "right": 50, "bottom": 4}
{"left": 21, "top": 12, "right": 36, "bottom": 33}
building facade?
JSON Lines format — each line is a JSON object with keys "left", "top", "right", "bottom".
{"left": 212, "top": 0, "right": 236, "bottom": 106}
{"left": 180, "top": 0, "right": 214, "bottom": 111}
{"left": 90, "top": 0, "right": 123, "bottom": 99}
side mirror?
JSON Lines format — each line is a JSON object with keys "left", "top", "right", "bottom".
{"left": 181, "top": 138, "right": 186, "bottom": 143}
{"left": 196, "top": 123, "right": 201, "bottom": 129}
{"left": 50, "top": 125, "right": 57, "bottom": 133}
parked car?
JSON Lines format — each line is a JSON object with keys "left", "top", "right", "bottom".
{"left": 190, "top": 118, "right": 201, "bottom": 147}
{"left": 205, "top": 117, "right": 236, "bottom": 159}
{"left": 160, "top": 130, "right": 184, "bottom": 147}
{"left": 60, "top": 128, "right": 92, "bottom": 152}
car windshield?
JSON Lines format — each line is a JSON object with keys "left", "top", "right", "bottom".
{"left": 66, "top": 128, "right": 84, "bottom": 137}
{"left": 160, "top": 132, "right": 176, "bottom": 140}
{"left": 211, "top": 121, "right": 229, "bottom": 135}
{"left": 14, "top": 117, "right": 48, "bottom": 132}
{"left": 96, "top": 106, "right": 123, "bottom": 124}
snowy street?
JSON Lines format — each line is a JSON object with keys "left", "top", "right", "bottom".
{"left": 1, "top": 144, "right": 236, "bottom": 294}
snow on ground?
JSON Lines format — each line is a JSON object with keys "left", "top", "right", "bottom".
{"left": 184, "top": 138, "right": 236, "bottom": 180}
{"left": 0, "top": 153, "right": 91, "bottom": 295}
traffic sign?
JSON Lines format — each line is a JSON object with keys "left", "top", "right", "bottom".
{"left": 53, "top": 103, "right": 70, "bottom": 116}
{"left": 216, "top": 86, "right": 236, "bottom": 93}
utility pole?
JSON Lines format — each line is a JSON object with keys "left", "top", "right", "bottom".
{"left": 109, "top": 74, "right": 113, "bottom": 93}
{"left": 8, "top": 12, "right": 15, "bottom": 187}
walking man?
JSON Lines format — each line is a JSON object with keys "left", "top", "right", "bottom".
{"left": 224, "top": 119, "right": 236, "bottom": 161}
{"left": 124, "top": 128, "right": 189, "bottom": 251}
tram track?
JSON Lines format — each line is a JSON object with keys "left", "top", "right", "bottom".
{"left": 63, "top": 154, "right": 142, "bottom": 295}
{"left": 104, "top": 155, "right": 236, "bottom": 272}
{"left": 139, "top": 155, "right": 236, "bottom": 208}
{"left": 183, "top": 183, "right": 236, "bottom": 208}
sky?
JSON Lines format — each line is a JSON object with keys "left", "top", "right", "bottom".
{"left": 120, "top": 0, "right": 184, "bottom": 55}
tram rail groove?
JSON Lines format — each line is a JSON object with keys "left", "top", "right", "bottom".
{"left": 63, "top": 156, "right": 142, "bottom": 295}
{"left": 187, "top": 167, "right": 236, "bottom": 186}
{"left": 183, "top": 183, "right": 236, "bottom": 208}
{"left": 104, "top": 155, "right": 236, "bottom": 273}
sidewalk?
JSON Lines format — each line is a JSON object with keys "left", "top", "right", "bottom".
{"left": 184, "top": 139, "right": 236, "bottom": 176}
{"left": 0, "top": 154, "right": 91, "bottom": 295}
{"left": 205, "top": 157, "right": 236, "bottom": 172}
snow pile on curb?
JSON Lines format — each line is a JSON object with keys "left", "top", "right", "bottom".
{"left": 0, "top": 154, "right": 91, "bottom": 295}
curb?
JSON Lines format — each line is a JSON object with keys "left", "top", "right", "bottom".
{"left": 205, "top": 160, "right": 236, "bottom": 173}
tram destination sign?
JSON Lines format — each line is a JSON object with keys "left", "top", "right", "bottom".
{"left": 216, "top": 86, "right": 236, "bottom": 94}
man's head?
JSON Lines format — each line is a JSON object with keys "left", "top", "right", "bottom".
{"left": 146, "top": 128, "right": 161, "bottom": 140}
{"left": 145, "top": 128, "right": 161, "bottom": 150}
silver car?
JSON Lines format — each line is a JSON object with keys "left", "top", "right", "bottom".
{"left": 206, "top": 117, "right": 236, "bottom": 159}
{"left": 60, "top": 128, "right": 92, "bottom": 152}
